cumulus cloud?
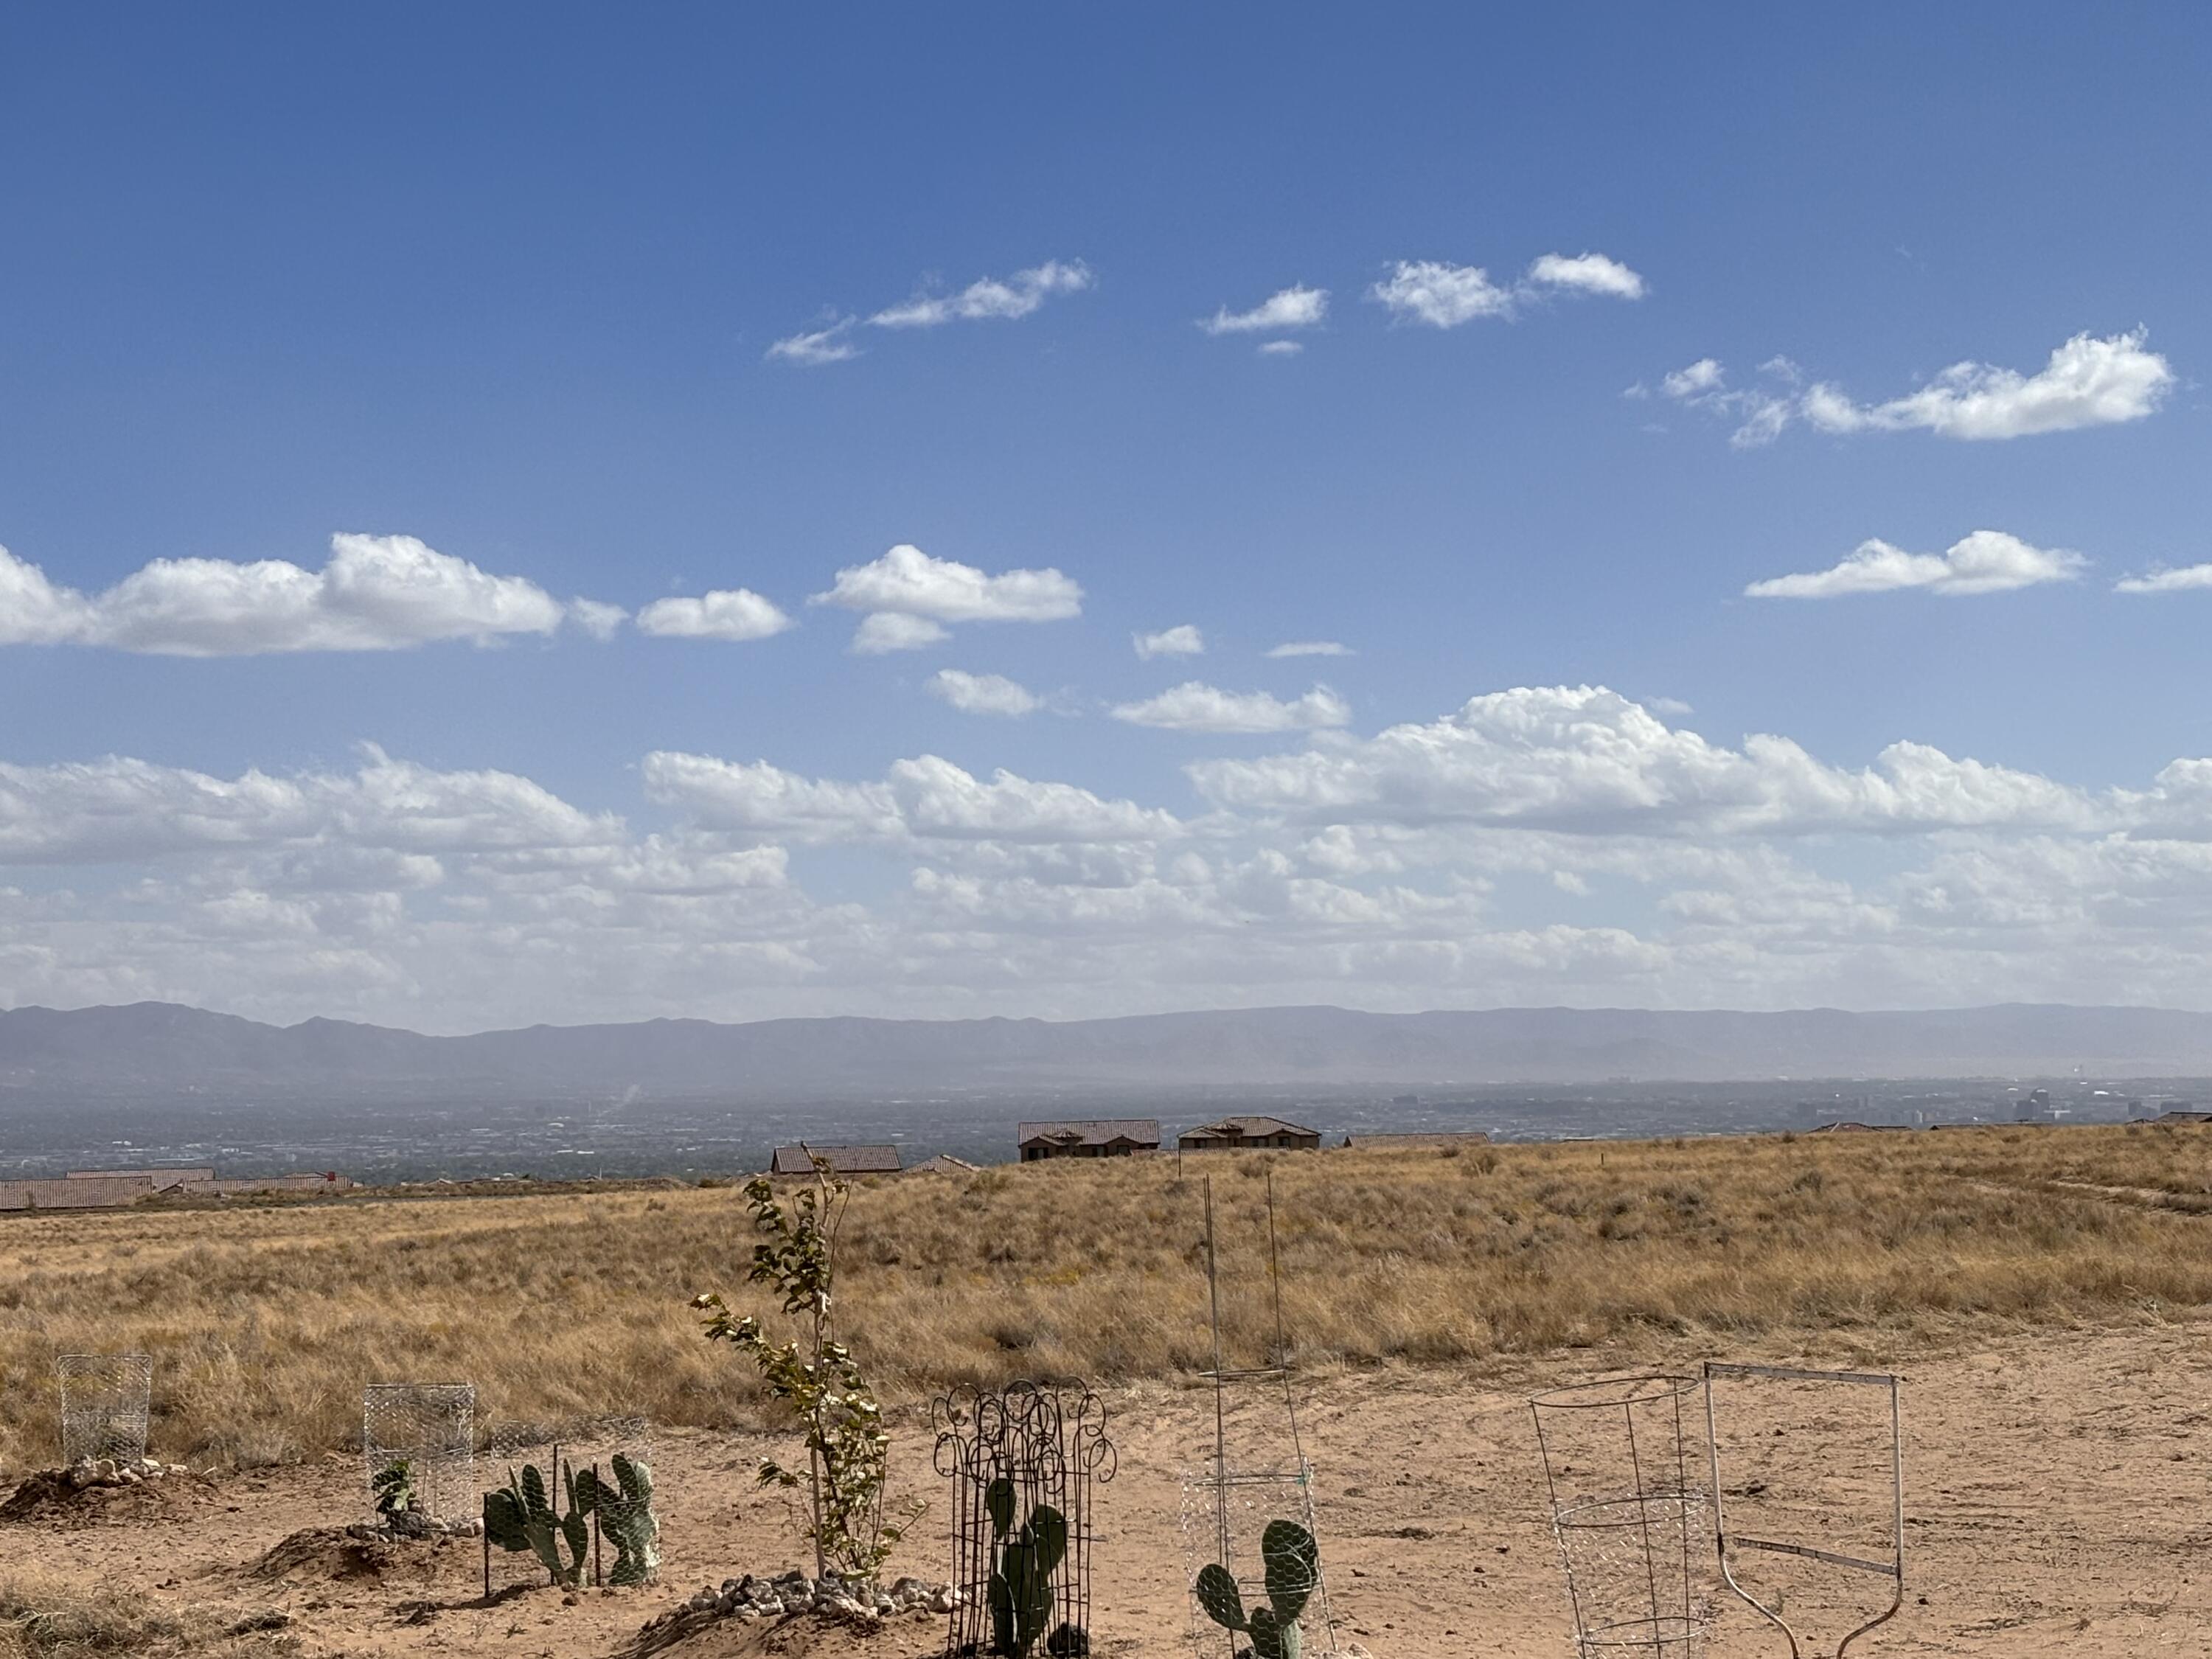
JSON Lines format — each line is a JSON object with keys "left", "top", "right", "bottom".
{"left": 2114, "top": 564, "right": 2212, "bottom": 596}
{"left": 1371, "top": 251, "right": 1645, "bottom": 327}
{"left": 925, "top": 669, "right": 1042, "bottom": 717}
{"left": 1110, "top": 681, "right": 1351, "bottom": 734}
{"left": 814, "top": 544, "right": 1083, "bottom": 636}
{"left": 1666, "top": 332, "right": 2174, "bottom": 446}
{"left": 1525, "top": 251, "right": 1646, "bottom": 299}
{"left": 1745, "top": 531, "right": 2087, "bottom": 599}
{"left": 567, "top": 599, "right": 628, "bottom": 640}
{"left": 1265, "top": 640, "right": 1352, "bottom": 658}
{"left": 0, "top": 534, "right": 599, "bottom": 655}
{"left": 1201, "top": 286, "right": 1329, "bottom": 335}
{"left": 1134, "top": 625, "right": 1205, "bottom": 660}
{"left": 851, "top": 613, "right": 951, "bottom": 654}
{"left": 644, "top": 751, "right": 1177, "bottom": 846}
{"left": 1369, "top": 261, "right": 1515, "bottom": 327}
{"left": 634, "top": 588, "right": 795, "bottom": 641}
{"left": 869, "top": 260, "right": 1093, "bottom": 329}
{"left": 1188, "top": 685, "right": 2102, "bottom": 838}
{"left": 765, "top": 319, "right": 861, "bottom": 365}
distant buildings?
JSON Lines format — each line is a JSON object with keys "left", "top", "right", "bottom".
{"left": 908, "top": 1153, "right": 981, "bottom": 1176}
{"left": 1177, "top": 1115, "right": 1322, "bottom": 1152}
{"left": 767, "top": 1144, "right": 902, "bottom": 1177}
{"left": 1016, "top": 1119, "right": 1162, "bottom": 1161}
{"left": 0, "top": 1169, "right": 350, "bottom": 1213}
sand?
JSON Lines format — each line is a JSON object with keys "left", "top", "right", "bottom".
{"left": 8, "top": 1319, "right": 2211, "bottom": 1657}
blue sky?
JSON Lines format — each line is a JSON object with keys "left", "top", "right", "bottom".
{"left": 3, "top": 5, "right": 2211, "bottom": 1030}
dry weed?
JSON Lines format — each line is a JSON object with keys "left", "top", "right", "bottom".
{"left": 1, "top": 1125, "right": 2210, "bottom": 1472}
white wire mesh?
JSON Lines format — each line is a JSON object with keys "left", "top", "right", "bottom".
{"left": 58, "top": 1353, "right": 153, "bottom": 1467}
{"left": 1179, "top": 1464, "right": 1335, "bottom": 1659}
{"left": 1530, "top": 1376, "right": 1713, "bottom": 1659}
{"left": 1550, "top": 1492, "right": 1710, "bottom": 1658}
{"left": 363, "top": 1382, "right": 476, "bottom": 1525}
{"left": 482, "top": 1414, "right": 659, "bottom": 1588}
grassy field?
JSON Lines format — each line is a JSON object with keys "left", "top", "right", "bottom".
{"left": 4, "top": 1123, "right": 2212, "bottom": 1475}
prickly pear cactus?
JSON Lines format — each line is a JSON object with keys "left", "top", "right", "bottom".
{"left": 483, "top": 1461, "right": 590, "bottom": 1587}
{"left": 577, "top": 1454, "right": 660, "bottom": 1585}
{"left": 1194, "top": 1519, "right": 1318, "bottom": 1659}
{"left": 984, "top": 1476, "right": 1068, "bottom": 1657}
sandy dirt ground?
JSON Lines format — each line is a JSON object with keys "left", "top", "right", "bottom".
{"left": 8, "top": 1319, "right": 2212, "bottom": 1658}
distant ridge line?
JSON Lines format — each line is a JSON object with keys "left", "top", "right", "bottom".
{"left": 4, "top": 998, "right": 2212, "bottom": 1096}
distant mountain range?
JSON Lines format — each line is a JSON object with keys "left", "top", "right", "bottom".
{"left": 5, "top": 1001, "right": 2212, "bottom": 1099}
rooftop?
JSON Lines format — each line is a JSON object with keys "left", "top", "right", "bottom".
{"left": 1015, "top": 1119, "right": 1163, "bottom": 1147}
{"left": 768, "top": 1144, "right": 903, "bottom": 1175}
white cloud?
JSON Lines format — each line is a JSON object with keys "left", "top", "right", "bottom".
{"left": 1525, "top": 252, "right": 1646, "bottom": 300}
{"left": 851, "top": 612, "right": 950, "bottom": 654}
{"left": 1188, "top": 685, "right": 2102, "bottom": 838}
{"left": 867, "top": 261, "right": 1093, "bottom": 329}
{"left": 813, "top": 543, "right": 1082, "bottom": 624}
{"left": 1802, "top": 330, "right": 2173, "bottom": 440}
{"left": 1371, "top": 251, "right": 1644, "bottom": 327}
{"left": 634, "top": 588, "right": 795, "bottom": 641}
{"left": 0, "top": 534, "right": 592, "bottom": 655}
{"left": 1667, "top": 332, "right": 2175, "bottom": 446}
{"left": 645, "top": 751, "right": 1175, "bottom": 846}
{"left": 1369, "top": 261, "right": 1514, "bottom": 327}
{"left": 567, "top": 598, "right": 628, "bottom": 640}
{"left": 1201, "top": 286, "right": 1329, "bottom": 335}
{"left": 1110, "top": 681, "right": 1351, "bottom": 734}
{"left": 1265, "top": 640, "right": 1352, "bottom": 658}
{"left": 925, "top": 669, "right": 1042, "bottom": 717}
{"left": 2115, "top": 564, "right": 2212, "bottom": 596}
{"left": 766, "top": 319, "right": 861, "bottom": 365}
{"left": 1661, "top": 358, "right": 1724, "bottom": 399}
{"left": 1134, "top": 625, "right": 1205, "bottom": 660}
{"left": 1745, "top": 531, "right": 2087, "bottom": 599}
{"left": 1257, "top": 340, "right": 1304, "bottom": 357}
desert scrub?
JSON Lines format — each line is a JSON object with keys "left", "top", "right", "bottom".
{"left": 4, "top": 1126, "right": 2212, "bottom": 1467}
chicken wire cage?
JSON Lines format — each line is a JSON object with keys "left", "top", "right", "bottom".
{"left": 1530, "top": 1374, "right": 1713, "bottom": 1659}
{"left": 363, "top": 1382, "right": 476, "bottom": 1525}
{"left": 58, "top": 1352, "right": 153, "bottom": 1467}
{"left": 1178, "top": 1461, "right": 1333, "bottom": 1659}
{"left": 480, "top": 1414, "right": 661, "bottom": 1591}
{"left": 931, "top": 1380, "right": 1116, "bottom": 1658}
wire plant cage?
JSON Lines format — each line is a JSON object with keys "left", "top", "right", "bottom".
{"left": 363, "top": 1382, "right": 476, "bottom": 1526}
{"left": 931, "top": 1380, "right": 1116, "bottom": 1658}
{"left": 1185, "top": 1173, "right": 1338, "bottom": 1659}
{"left": 480, "top": 1414, "right": 661, "bottom": 1593}
{"left": 57, "top": 1352, "right": 153, "bottom": 1467}
{"left": 1531, "top": 1374, "right": 1711, "bottom": 1658}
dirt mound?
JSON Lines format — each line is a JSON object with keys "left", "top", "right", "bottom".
{"left": 0, "top": 1467, "right": 222, "bottom": 1527}
{"left": 622, "top": 1607, "right": 948, "bottom": 1659}
{"left": 246, "top": 1525, "right": 470, "bottom": 1587}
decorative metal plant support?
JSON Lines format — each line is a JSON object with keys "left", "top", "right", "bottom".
{"left": 57, "top": 1352, "right": 153, "bottom": 1467}
{"left": 1703, "top": 1363, "right": 1905, "bottom": 1659}
{"left": 932, "top": 1380, "right": 1116, "bottom": 1657}
{"left": 362, "top": 1382, "right": 476, "bottom": 1526}
{"left": 1185, "top": 1173, "right": 1339, "bottom": 1659}
{"left": 1530, "top": 1374, "right": 1711, "bottom": 1657}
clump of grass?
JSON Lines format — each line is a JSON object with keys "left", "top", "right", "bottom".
{"left": 0, "top": 1576, "right": 292, "bottom": 1657}
{"left": 2, "top": 1124, "right": 2212, "bottom": 1472}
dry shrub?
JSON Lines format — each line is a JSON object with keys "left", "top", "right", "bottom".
{"left": 3, "top": 1125, "right": 2212, "bottom": 1472}
{"left": 0, "top": 1575, "right": 292, "bottom": 1657}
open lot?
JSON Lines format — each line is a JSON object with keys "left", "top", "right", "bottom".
{"left": 6, "top": 1127, "right": 2212, "bottom": 1655}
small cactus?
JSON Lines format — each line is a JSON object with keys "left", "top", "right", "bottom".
{"left": 575, "top": 1453, "right": 660, "bottom": 1585}
{"left": 984, "top": 1475, "right": 1068, "bottom": 1658}
{"left": 1195, "top": 1520, "right": 1318, "bottom": 1659}
{"left": 484, "top": 1461, "right": 591, "bottom": 1587}
{"left": 371, "top": 1459, "right": 416, "bottom": 1522}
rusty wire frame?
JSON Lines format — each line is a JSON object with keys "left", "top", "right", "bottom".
{"left": 932, "top": 1380, "right": 1116, "bottom": 1658}
{"left": 1703, "top": 1362, "right": 1904, "bottom": 1659}
{"left": 1531, "top": 1374, "right": 1711, "bottom": 1658}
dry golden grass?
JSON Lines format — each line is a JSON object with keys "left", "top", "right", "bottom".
{"left": 0, "top": 1575, "right": 294, "bottom": 1657}
{"left": 4, "top": 1124, "right": 2212, "bottom": 1475}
